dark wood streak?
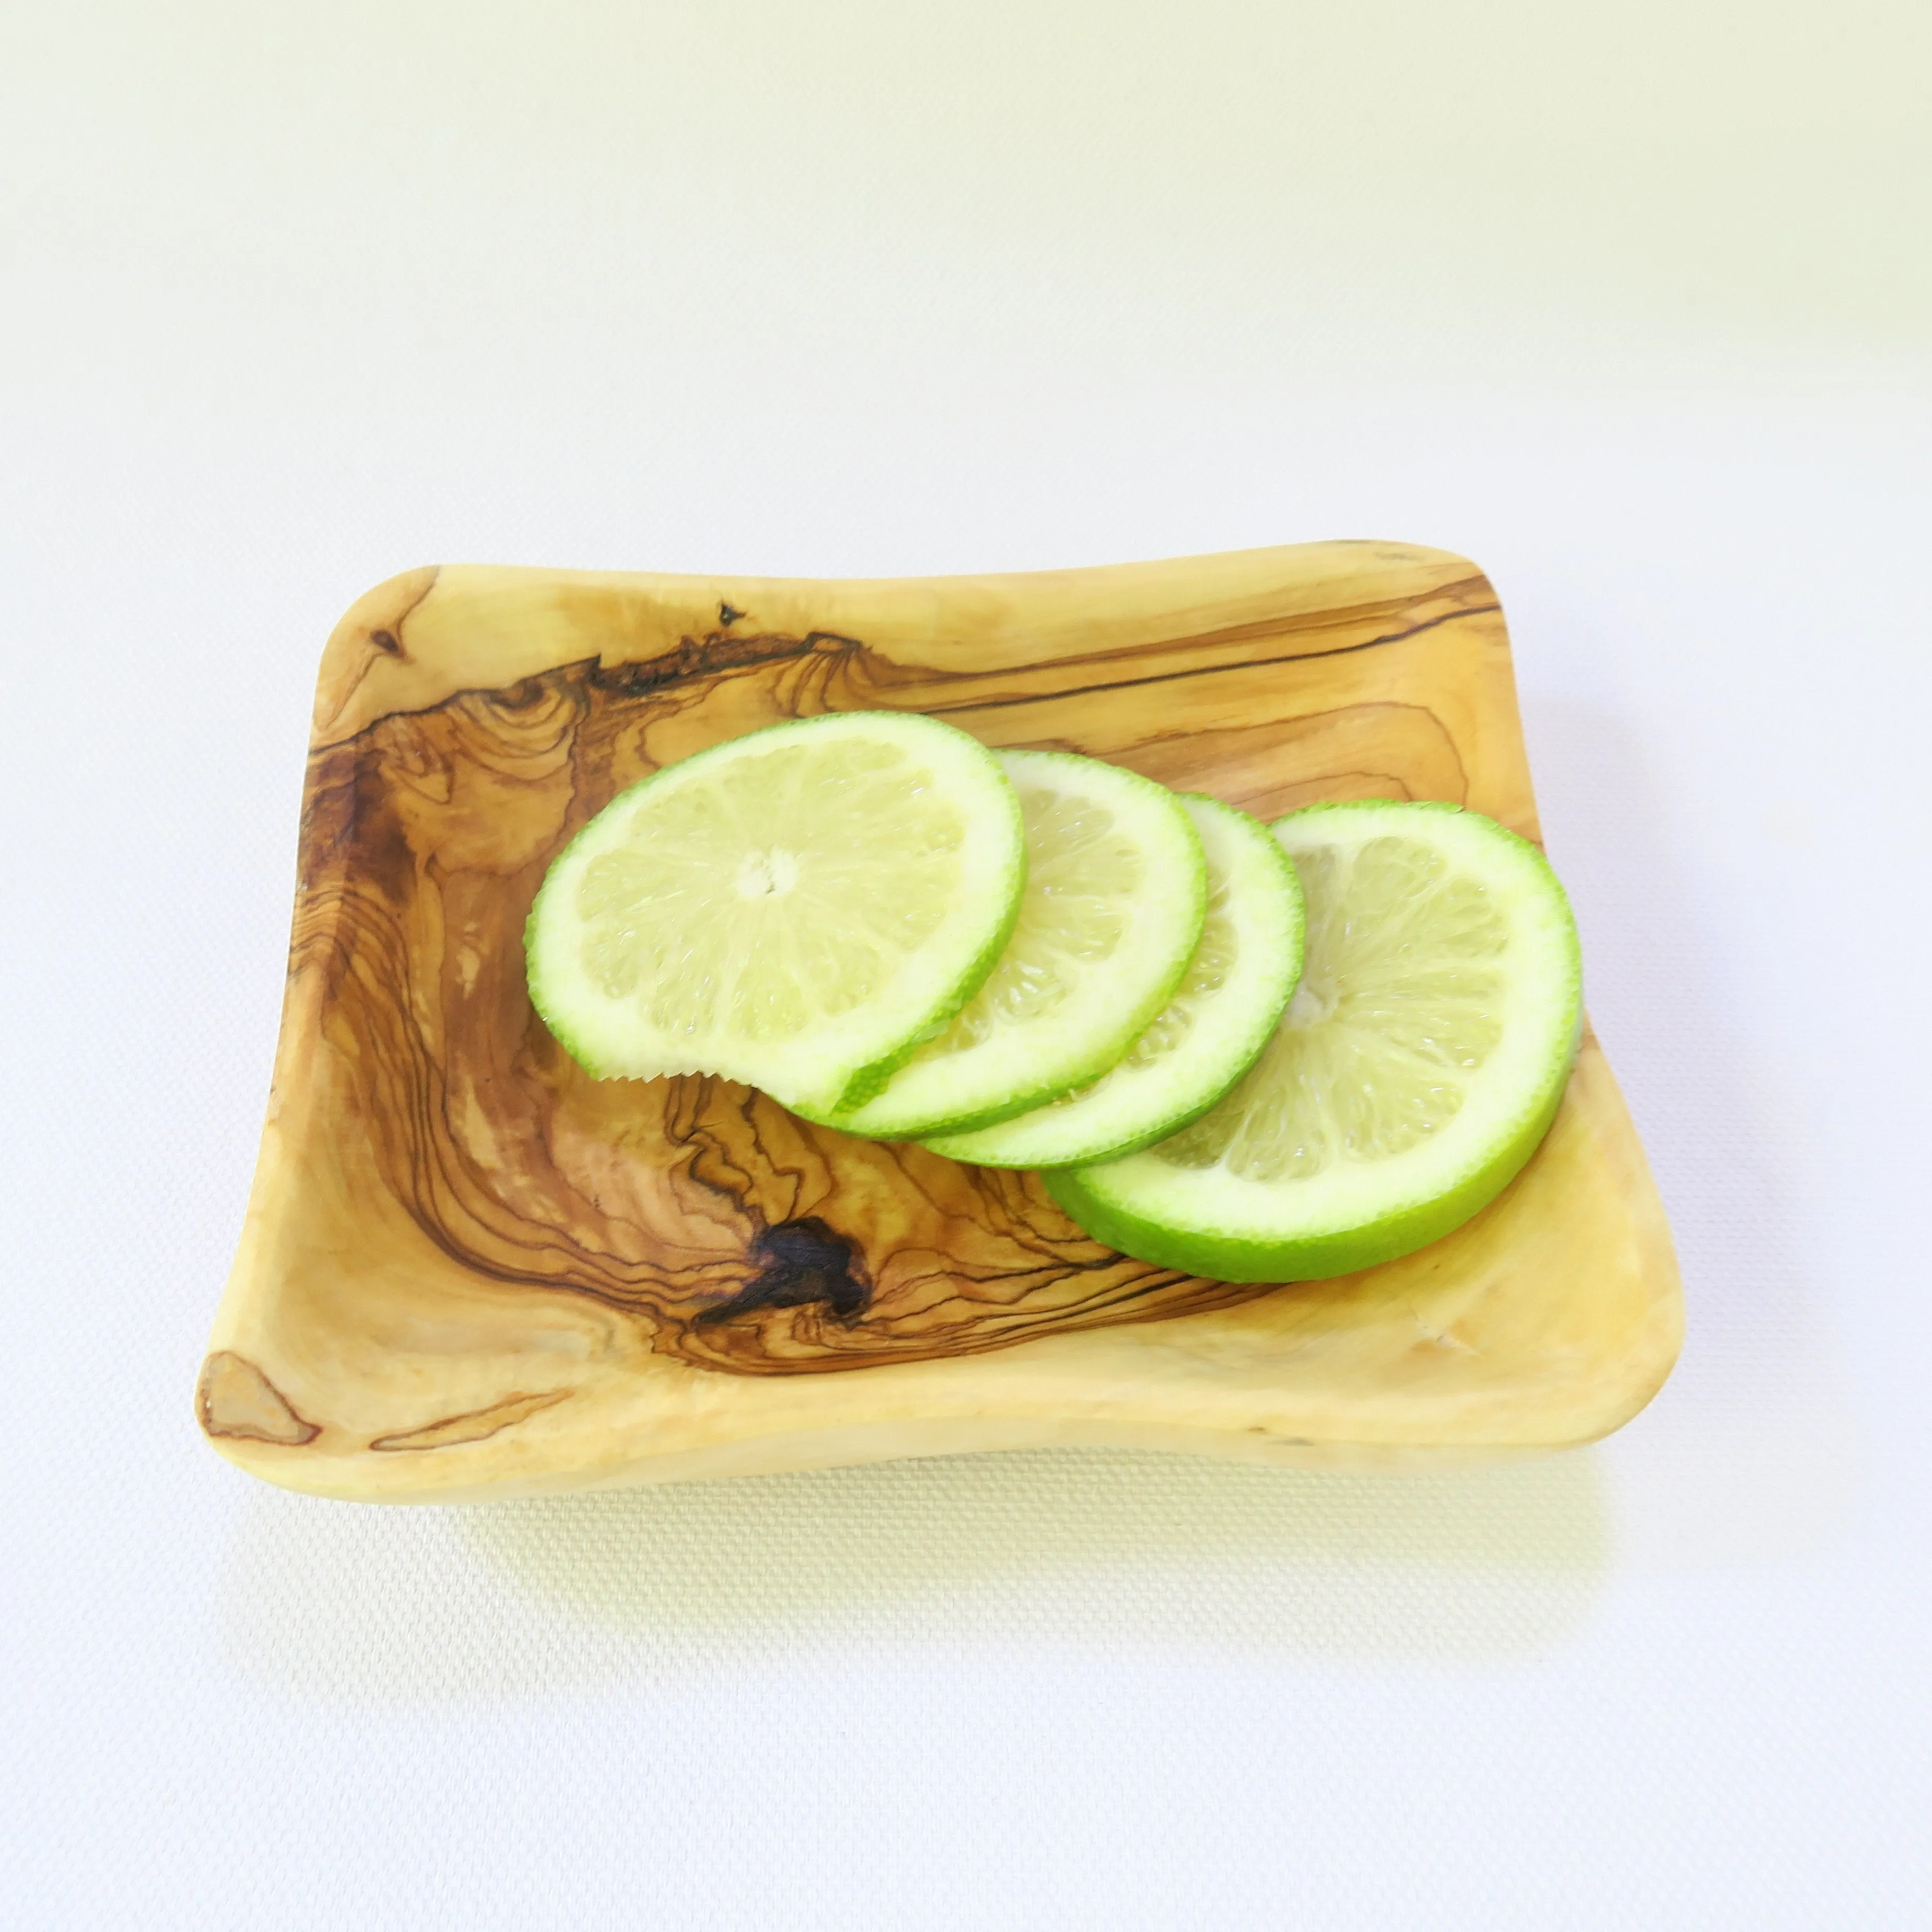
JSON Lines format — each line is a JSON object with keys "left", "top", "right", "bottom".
{"left": 369, "top": 1388, "right": 573, "bottom": 1451}
{"left": 283, "top": 585, "right": 1503, "bottom": 1376}
{"left": 921, "top": 584, "right": 1500, "bottom": 717}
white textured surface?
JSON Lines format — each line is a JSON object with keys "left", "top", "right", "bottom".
{"left": 3, "top": 2, "right": 1929, "bottom": 1926}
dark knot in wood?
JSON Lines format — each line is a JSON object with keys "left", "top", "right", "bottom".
{"left": 699, "top": 1217, "right": 870, "bottom": 1327}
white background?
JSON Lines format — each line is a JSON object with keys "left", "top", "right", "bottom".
{"left": 4, "top": 2, "right": 1930, "bottom": 1926}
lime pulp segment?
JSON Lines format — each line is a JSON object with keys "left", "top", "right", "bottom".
{"left": 1046, "top": 801, "right": 1582, "bottom": 1282}
{"left": 922, "top": 793, "right": 1304, "bottom": 1169}
{"left": 523, "top": 710, "right": 1026, "bottom": 1115}
{"left": 824, "top": 748, "right": 1209, "bottom": 1141}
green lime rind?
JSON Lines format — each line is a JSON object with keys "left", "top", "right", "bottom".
{"left": 1044, "top": 1052, "right": 1572, "bottom": 1281}
{"left": 1045, "top": 800, "right": 1582, "bottom": 1284}
{"left": 809, "top": 749, "right": 1209, "bottom": 1141}
{"left": 922, "top": 793, "right": 1305, "bottom": 1170}
{"left": 524, "top": 710, "right": 1026, "bottom": 1116}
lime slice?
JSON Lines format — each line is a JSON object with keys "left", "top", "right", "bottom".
{"left": 922, "top": 794, "right": 1304, "bottom": 1169}
{"left": 524, "top": 711, "right": 1025, "bottom": 1115}
{"left": 823, "top": 749, "right": 1208, "bottom": 1141}
{"left": 1046, "top": 801, "right": 1581, "bottom": 1282}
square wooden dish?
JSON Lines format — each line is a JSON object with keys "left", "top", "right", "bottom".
{"left": 199, "top": 542, "right": 1681, "bottom": 1501}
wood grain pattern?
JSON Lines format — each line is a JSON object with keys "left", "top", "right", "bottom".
{"left": 200, "top": 543, "right": 1681, "bottom": 1499}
